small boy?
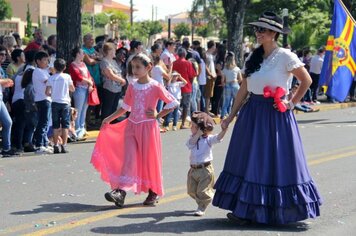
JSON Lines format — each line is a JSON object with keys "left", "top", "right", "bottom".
{"left": 45, "top": 58, "right": 75, "bottom": 153}
{"left": 186, "top": 111, "right": 227, "bottom": 216}
{"left": 33, "top": 51, "right": 52, "bottom": 154}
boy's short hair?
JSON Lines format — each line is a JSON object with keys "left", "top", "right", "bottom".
{"left": 34, "top": 50, "right": 49, "bottom": 62}
{"left": 54, "top": 58, "right": 66, "bottom": 72}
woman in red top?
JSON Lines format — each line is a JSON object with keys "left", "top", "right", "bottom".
{"left": 69, "top": 47, "right": 94, "bottom": 139}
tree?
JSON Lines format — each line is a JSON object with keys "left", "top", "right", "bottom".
{"left": 222, "top": 0, "right": 248, "bottom": 67}
{"left": 25, "top": 3, "right": 33, "bottom": 38}
{"left": 195, "top": 24, "right": 213, "bottom": 38}
{"left": 0, "top": 0, "right": 12, "bottom": 21}
{"left": 173, "top": 23, "right": 191, "bottom": 40}
{"left": 57, "top": 0, "right": 82, "bottom": 64}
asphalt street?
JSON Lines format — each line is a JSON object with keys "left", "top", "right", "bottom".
{"left": 0, "top": 107, "right": 355, "bottom": 236}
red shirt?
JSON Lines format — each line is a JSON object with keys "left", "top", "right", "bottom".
{"left": 24, "top": 41, "right": 41, "bottom": 52}
{"left": 172, "top": 57, "right": 196, "bottom": 93}
{"left": 69, "top": 62, "right": 92, "bottom": 87}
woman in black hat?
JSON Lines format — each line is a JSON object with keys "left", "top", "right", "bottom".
{"left": 212, "top": 12, "right": 322, "bottom": 225}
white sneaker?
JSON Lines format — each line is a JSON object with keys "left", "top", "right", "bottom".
{"left": 194, "top": 208, "right": 205, "bottom": 216}
{"left": 164, "top": 126, "right": 169, "bottom": 131}
{"left": 186, "top": 116, "right": 191, "bottom": 122}
{"left": 35, "top": 146, "right": 53, "bottom": 154}
{"left": 172, "top": 126, "right": 177, "bottom": 131}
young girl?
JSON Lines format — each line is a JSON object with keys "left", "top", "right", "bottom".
{"left": 163, "top": 71, "right": 187, "bottom": 131}
{"left": 91, "top": 53, "right": 179, "bottom": 207}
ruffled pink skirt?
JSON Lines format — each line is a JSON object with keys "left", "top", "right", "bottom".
{"left": 91, "top": 119, "right": 163, "bottom": 196}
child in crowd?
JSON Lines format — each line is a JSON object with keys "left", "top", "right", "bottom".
{"left": 163, "top": 71, "right": 187, "bottom": 131}
{"left": 68, "top": 107, "right": 79, "bottom": 142}
{"left": 186, "top": 111, "right": 227, "bottom": 216}
{"left": 91, "top": 53, "right": 179, "bottom": 207}
{"left": 33, "top": 51, "right": 52, "bottom": 154}
{"left": 45, "top": 58, "right": 75, "bottom": 153}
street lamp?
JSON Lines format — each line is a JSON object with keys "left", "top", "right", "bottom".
{"left": 282, "top": 8, "right": 288, "bottom": 46}
{"left": 168, "top": 15, "right": 171, "bottom": 39}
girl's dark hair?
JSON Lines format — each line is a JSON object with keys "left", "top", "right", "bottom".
{"left": 244, "top": 32, "right": 280, "bottom": 77}
{"left": 71, "top": 46, "right": 81, "bottom": 58}
{"left": 21, "top": 68, "right": 34, "bottom": 88}
{"left": 34, "top": 50, "right": 49, "bottom": 62}
{"left": 151, "top": 43, "right": 161, "bottom": 53}
{"left": 11, "top": 49, "right": 23, "bottom": 63}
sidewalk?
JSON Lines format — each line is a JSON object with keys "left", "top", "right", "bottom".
{"left": 85, "top": 100, "right": 356, "bottom": 141}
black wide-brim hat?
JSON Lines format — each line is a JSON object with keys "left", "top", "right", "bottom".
{"left": 248, "top": 11, "right": 291, "bottom": 34}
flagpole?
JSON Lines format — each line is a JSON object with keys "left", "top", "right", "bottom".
{"left": 338, "top": 0, "right": 356, "bottom": 24}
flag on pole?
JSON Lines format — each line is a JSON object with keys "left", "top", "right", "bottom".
{"left": 319, "top": 0, "right": 356, "bottom": 101}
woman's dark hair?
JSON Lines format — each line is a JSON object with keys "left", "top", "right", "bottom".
{"left": 71, "top": 46, "right": 81, "bottom": 59}
{"left": 151, "top": 43, "right": 161, "bottom": 53}
{"left": 244, "top": 32, "right": 280, "bottom": 77}
{"left": 21, "top": 68, "right": 34, "bottom": 88}
{"left": 244, "top": 45, "right": 264, "bottom": 77}
{"left": 11, "top": 49, "right": 23, "bottom": 63}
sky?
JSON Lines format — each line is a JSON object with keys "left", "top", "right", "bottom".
{"left": 117, "top": 0, "right": 194, "bottom": 21}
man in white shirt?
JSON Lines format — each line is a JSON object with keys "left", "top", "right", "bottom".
{"left": 309, "top": 46, "right": 325, "bottom": 103}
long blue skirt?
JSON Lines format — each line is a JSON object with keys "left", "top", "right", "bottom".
{"left": 212, "top": 94, "right": 322, "bottom": 224}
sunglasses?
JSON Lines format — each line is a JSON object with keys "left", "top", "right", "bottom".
{"left": 253, "top": 27, "right": 267, "bottom": 33}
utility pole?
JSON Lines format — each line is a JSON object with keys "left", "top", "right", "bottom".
{"left": 152, "top": 5, "right": 154, "bottom": 21}
{"left": 155, "top": 6, "right": 158, "bottom": 21}
{"left": 130, "top": 0, "right": 133, "bottom": 26}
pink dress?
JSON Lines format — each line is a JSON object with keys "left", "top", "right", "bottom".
{"left": 91, "top": 79, "right": 179, "bottom": 196}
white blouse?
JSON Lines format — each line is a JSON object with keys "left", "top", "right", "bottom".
{"left": 245, "top": 48, "right": 304, "bottom": 95}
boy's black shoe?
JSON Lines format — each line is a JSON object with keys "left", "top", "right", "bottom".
{"left": 1, "top": 149, "right": 20, "bottom": 158}
{"left": 61, "top": 145, "right": 69, "bottom": 153}
{"left": 53, "top": 146, "right": 60, "bottom": 154}
{"left": 23, "top": 145, "right": 36, "bottom": 152}
{"left": 143, "top": 189, "right": 159, "bottom": 206}
{"left": 226, "top": 213, "right": 251, "bottom": 226}
{"left": 105, "top": 189, "right": 126, "bottom": 207}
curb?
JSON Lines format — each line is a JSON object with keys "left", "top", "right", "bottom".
{"left": 83, "top": 102, "right": 356, "bottom": 142}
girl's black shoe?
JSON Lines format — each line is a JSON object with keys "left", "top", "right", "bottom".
{"left": 104, "top": 189, "right": 126, "bottom": 207}
{"left": 143, "top": 190, "right": 159, "bottom": 205}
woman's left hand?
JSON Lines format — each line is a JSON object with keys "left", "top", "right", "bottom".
{"left": 146, "top": 108, "right": 158, "bottom": 119}
{"left": 88, "top": 86, "right": 94, "bottom": 92}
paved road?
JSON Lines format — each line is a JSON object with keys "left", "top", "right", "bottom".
{"left": 0, "top": 107, "right": 355, "bottom": 236}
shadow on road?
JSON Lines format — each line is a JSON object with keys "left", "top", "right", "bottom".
{"left": 90, "top": 211, "right": 310, "bottom": 234}
{"left": 10, "top": 202, "right": 143, "bottom": 215}
{"left": 297, "top": 119, "right": 328, "bottom": 124}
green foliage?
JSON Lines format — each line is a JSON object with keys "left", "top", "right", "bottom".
{"left": 82, "top": 12, "right": 92, "bottom": 26}
{"left": 81, "top": 24, "right": 92, "bottom": 36}
{"left": 173, "top": 23, "right": 191, "bottom": 40}
{"left": 94, "top": 12, "right": 110, "bottom": 28}
{"left": 122, "top": 21, "right": 163, "bottom": 42}
{"left": 104, "top": 9, "right": 129, "bottom": 32}
{"left": 0, "top": 0, "right": 12, "bottom": 21}
{"left": 22, "top": 36, "right": 30, "bottom": 45}
{"left": 25, "top": 3, "right": 32, "bottom": 37}
{"left": 195, "top": 24, "right": 212, "bottom": 38}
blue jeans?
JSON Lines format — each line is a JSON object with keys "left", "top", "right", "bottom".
{"left": 199, "top": 85, "right": 206, "bottom": 112}
{"left": 0, "top": 101, "right": 12, "bottom": 150}
{"left": 12, "top": 99, "right": 26, "bottom": 149}
{"left": 34, "top": 100, "right": 51, "bottom": 147}
{"left": 191, "top": 82, "right": 198, "bottom": 113}
{"left": 164, "top": 107, "right": 179, "bottom": 127}
{"left": 221, "top": 83, "right": 239, "bottom": 118}
{"left": 73, "top": 87, "right": 89, "bottom": 137}
{"left": 156, "top": 100, "right": 163, "bottom": 113}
